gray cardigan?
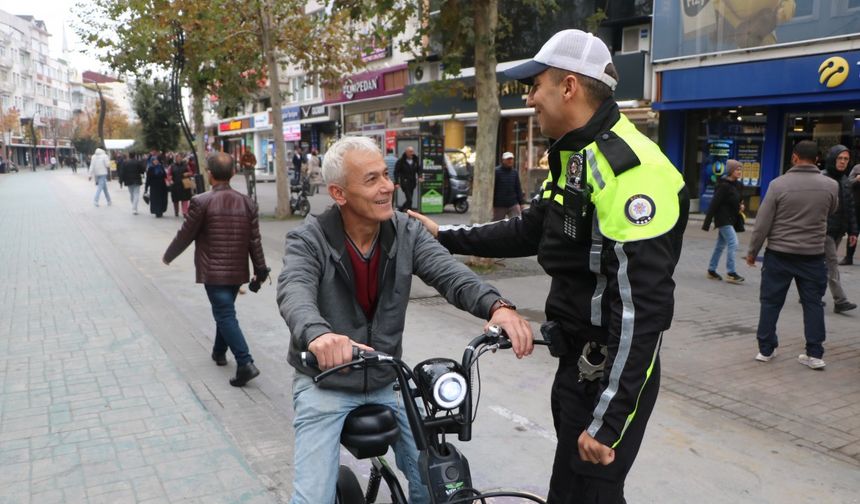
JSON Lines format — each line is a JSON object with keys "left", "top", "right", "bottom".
{"left": 748, "top": 164, "right": 839, "bottom": 258}
{"left": 277, "top": 207, "right": 502, "bottom": 392}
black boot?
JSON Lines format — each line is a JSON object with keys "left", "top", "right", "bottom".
{"left": 211, "top": 352, "right": 227, "bottom": 366}
{"left": 230, "top": 363, "right": 260, "bottom": 387}
{"left": 842, "top": 243, "right": 856, "bottom": 265}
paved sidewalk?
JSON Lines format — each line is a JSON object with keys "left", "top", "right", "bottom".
{"left": 0, "top": 172, "right": 276, "bottom": 504}
{"left": 3, "top": 169, "right": 860, "bottom": 503}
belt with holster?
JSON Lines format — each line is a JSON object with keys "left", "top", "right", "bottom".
{"left": 540, "top": 321, "right": 607, "bottom": 382}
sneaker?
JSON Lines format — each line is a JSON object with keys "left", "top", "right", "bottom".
{"left": 755, "top": 351, "right": 776, "bottom": 362}
{"left": 707, "top": 270, "right": 723, "bottom": 281}
{"left": 797, "top": 354, "right": 826, "bottom": 369}
{"left": 94, "top": 202, "right": 99, "bottom": 207}
{"left": 834, "top": 301, "right": 857, "bottom": 314}
{"left": 726, "top": 272, "right": 745, "bottom": 284}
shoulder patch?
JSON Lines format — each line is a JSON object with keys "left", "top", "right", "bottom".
{"left": 625, "top": 194, "right": 655, "bottom": 225}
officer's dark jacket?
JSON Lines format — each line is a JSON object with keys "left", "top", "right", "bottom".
{"left": 437, "top": 100, "right": 688, "bottom": 448}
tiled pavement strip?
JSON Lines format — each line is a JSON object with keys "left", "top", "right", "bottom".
{"left": 2, "top": 169, "right": 860, "bottom": 503}
{"left": 0, "top": 172, "right": 278, "bottom": 504}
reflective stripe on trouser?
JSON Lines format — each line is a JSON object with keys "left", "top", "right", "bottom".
{"left": 547, "top": 353, "right": 660, "bottom": 503}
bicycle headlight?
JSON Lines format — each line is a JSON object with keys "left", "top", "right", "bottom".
{"left": 413, "top": 358, "right": 468, "bottom": 411}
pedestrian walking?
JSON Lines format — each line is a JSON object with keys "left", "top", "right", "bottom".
{"left": 118, "top": 154, "right": 146, "bottom": 215}
{"left": 394, "top": 146, "right": 422, "bottom": 211}
{"left": 145, "top": 155, "right": 169, "bottom": 218}
{"left": 410, "top": 29, "right": 687, "bottom": 503}
{"left": 842, "top": 162, "right": 860, "bottom": 265}
{"left": 169, "top": 153, "right": 194, "bottom": 218}
{"left": 746, "top": 140, "right": 839, "bottom": 369}
{"left": 69, "top": 156, "right": 78, "bottom": 174}
{"left": 163, "top": 153, "right": 269, "bottom": 387}
{"left": 88, "top": 148, "right": 112, "bottom": 207}
{"left": 821, "top": 145, "right": 858, "bottom": 312}
{"left": 277, "top": 136, "right": 532, "bottom": 504}
{"left": 240, "top": 148, "right": 257, "bottom": 197}
{"left": 291, "top": 146, "right": 303, "bottom": 187}
{"left": 306, "top": 148, "right": 323, "bottom": 194}
{"left": 703, "top": 159, "right": 745, "bottom": 283}
{"left": 493, "top": 151, "right": 525, "bottom": 220}
{"left": 50, "top": 155, "right": 57, "bottom": 170}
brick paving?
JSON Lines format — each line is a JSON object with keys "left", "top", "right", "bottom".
{"left": 2, "top": 168, "right": 860, "bottom": 503}
{"left": 0, "top": 171, "right": 276, "bottom": 504}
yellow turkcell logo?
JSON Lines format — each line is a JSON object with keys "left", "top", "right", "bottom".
{"left": 818, "top": 57, "right": 849, "bottom": 88}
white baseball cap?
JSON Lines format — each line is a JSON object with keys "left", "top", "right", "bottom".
{"left": 505, "top": 29, "right": 617, "bottom": 90}
{"left": 502, "top": 152, "right": 514, "bottom": 160}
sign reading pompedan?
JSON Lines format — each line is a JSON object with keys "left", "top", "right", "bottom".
{"left": 342, "top": 76, "right": 380, "bottom": 100}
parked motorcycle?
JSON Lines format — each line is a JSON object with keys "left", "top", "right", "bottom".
{"left": 290, "top": 176, "right": 311, "bottom": 217}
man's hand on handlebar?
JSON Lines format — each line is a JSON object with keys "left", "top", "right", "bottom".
{"left": 406, "top": 210, "right": 439, "bottom": 238}
{"left": 578, "top": 431, "right": 615, "bottom": 465}
{"left": 307, "top": 333, "right": 374, "bottom": 371}
{"left": 487, "top": 309, "right": 534, "bottom": 359}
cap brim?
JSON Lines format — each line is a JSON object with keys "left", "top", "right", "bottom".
{"left": 503, "top": 60, "right": 550, "bottom": 85}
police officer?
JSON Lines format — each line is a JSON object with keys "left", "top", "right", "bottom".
{"left": 409, "top": 29, "right": 688, "bottom": 503}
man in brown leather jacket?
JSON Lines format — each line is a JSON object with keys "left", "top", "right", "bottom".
{"left": 163, "top": 153, "right": 269, "bottom": 386}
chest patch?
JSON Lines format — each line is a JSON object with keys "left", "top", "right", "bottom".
{"left": 625, "top": 194, "right": 655, "bottom": 225}
{"left": 566, "top": 152, "right": 585, "bottom": 189}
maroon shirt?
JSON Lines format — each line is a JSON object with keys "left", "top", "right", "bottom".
{"left": 345, "top": 237, "right": 381, "bottom": 320}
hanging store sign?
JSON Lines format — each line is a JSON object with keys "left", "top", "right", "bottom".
{"left": 281, "top": 106, "right": 301, "bottom": 122}
{"left": 253, "top": 112, "right": 270, "bottom": 129}
{"left": 300, "top": 104, "right": 330, "bottom": 121}
{"left": 283, "top": 122, "right": 301, "bottom": 141}
{"left": 343, "top": 76, "right": 380, "bottom": 100}
{"left": 218, "top": 117, "right": 252, "bottom": 134}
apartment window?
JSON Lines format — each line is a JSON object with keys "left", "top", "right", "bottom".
{"left": 0, "top": 69, "right": 7, "bottom": 82}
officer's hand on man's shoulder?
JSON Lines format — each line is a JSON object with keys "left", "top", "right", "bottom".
{"left": 407, "top": 210, "right": 439, "bottom": 238}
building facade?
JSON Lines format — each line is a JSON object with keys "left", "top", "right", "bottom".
{"left": 652, "top": 0, "right": 860, "bottom": 214}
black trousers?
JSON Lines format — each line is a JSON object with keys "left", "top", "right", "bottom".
{"left": 547, "top": 352, "right": 661, "bottom": 504}
{"left": 399, "top": 183, "right": 416, "bottom": 211}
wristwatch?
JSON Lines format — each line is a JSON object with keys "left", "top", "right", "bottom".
{"left": 490, "top": 298, "right": 517, "bottom": 317}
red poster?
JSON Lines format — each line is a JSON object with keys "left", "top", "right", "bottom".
{"left": 385, "top": 130, "right": 397, "bottom": 151}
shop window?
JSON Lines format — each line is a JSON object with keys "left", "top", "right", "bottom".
{"left": 783, "top": 109, "right": 860, "bottom": 173}
{"left": 685, "top": 107, "right": 767, "bottom": 214}
{"left": 793, "top": 0, "right": 815, "bottom": 17}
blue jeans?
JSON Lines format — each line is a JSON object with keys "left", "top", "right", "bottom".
{"left": 204, "top": 285, "right": 253, "bottom": 366}
{"left": 290, "top": 373, "right": 430, "bottom": 504}
{"left": 708, "top": 225, "right": 738, "bottom": 274}
{"left": 756, "top": 250, "right": 827, "bottom": 358}
{"left": 94, "top": 175, "right": 111, "bottom": 204}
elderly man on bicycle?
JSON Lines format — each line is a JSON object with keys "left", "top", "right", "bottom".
{"left": 277, "top": 136, "right": 534, "bottom": 504}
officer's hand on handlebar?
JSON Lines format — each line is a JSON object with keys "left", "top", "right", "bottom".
{"left": 487, "top": 308, "right": 534, "bottom": 359}
{"left": 578, "top": 431, "right": 615, "bottom": 465}
{"left": 406, "top": 210, "right": 439, "bottom": 238}
{"left": 307, "top": 333, "right": 374, "bottom": 371}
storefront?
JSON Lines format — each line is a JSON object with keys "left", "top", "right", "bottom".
{"left": 216, "top": 114, "right": 255, "bottom": 164}
{"left": 299, "top": 103, "right": 337, "bottom": 153}
{"left": 656, "top": 50, "right": 860, "bottom": 213}
{"left": 652, "top": 0, "right": 860, "bottom": 213}
{"left": 324, "top": 64, "right": 418, "bottom": 153}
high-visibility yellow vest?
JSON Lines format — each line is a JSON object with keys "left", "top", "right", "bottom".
{"left": 540, "top": 114, "right": 685, "bottom": 242}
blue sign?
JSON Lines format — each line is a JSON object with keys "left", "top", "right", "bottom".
{"left": 281, "top": 106, "right": 300, "bottom": 122}
{"left": 657, "top": 50, "right": 860, "bottom": 109}
{"left": 699, "top": 139, "right": 732, "bottom": 214}
{"left": 653, "top": 0, "right": 860, "bottom": 62}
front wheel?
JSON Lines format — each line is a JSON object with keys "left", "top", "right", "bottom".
{"left": 454, "top": 199, "right": 469, "bottom": 214}
{"left": 298, "top": 199, "right": 311, "bottom": 217}
{"left": 336, "top": 465, "right": 366, "bottom": 504}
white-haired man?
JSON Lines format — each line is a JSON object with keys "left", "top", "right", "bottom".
{"left": 277, "top": 136, "right": 534, "bottom": 504}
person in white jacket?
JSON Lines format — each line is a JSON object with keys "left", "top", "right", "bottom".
{"left": 88, "top": 148, "right": 112, "bottom": 207}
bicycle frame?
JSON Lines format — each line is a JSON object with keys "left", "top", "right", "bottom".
{"left": 306, "top": 327, "right": 548, "bottom": 504}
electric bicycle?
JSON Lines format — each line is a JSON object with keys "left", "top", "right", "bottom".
{"left": 302, "top": 326, "right": 549, "bottom": 504}
{"left": 290, "top": 176, "right": 311, "bottom": 217}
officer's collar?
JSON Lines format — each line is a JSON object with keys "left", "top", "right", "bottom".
{"left": 548, "top": 98, "right": 620, "bottom": 153}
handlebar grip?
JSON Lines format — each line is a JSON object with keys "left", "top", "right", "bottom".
{"left": 300, "top": 346, "right": 362, "bottom": 370}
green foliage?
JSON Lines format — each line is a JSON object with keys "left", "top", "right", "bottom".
{"left": 586, "top": 8, "right": 608, "bottom": 34}
{"left": 72, "top": 135, "right": 99, "bottom": 156}
{"left": 132, "top": 79, "right": 180, "bottom": 152}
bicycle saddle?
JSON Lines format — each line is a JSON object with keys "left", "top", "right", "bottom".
{"left": 340, "top": 404, "right": 401, "bottom": 459}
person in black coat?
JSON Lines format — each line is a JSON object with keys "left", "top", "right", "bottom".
{"left": 394, "top": 146, "right": 422, "bottom": 211}
{"left": 145, "top": 155, "right": 169, "bottom": 218}
{"left": 841, "top": 162, "right": 860, "bottom": 265}
{"left": 703, "top": 159, "right": 745, "bottom": 283}
{"left": 822, "top": 145, "right": 857, "bottom": 312}
{"left": 169, "top": 154, "right": 194, "bottom": 217}
{"left": 118, "top": 154, "right": 146, "bottom": 215}
{"left": 493, "top": 151, "right": 525, "bottom": 220}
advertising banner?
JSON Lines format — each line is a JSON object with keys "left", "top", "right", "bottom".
{"left": 699, "top": 138, "right": 733, "bottom": 213}
{"left": 736, "top": 142, "right": 762, "bottom": 187}
{"left": 653, "top": 0, "right": 860, "bottom": 61}
{"left": 419, "top": 135, "right": 445, "bottom": 214}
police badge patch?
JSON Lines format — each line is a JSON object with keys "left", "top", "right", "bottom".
{"left": 625, "top": 194, "right": 655, "bottom": 225}
{"left": 566, "top": 152, "right": 584, "bottom": 189}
